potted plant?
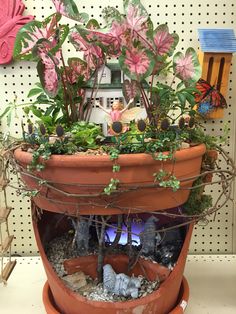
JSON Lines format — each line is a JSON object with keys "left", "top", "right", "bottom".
{"left": 0, "top": 0, "right": 235, "bottom": 313}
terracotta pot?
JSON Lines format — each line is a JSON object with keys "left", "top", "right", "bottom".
{"left": 33, "top": 213, "right": 194, "bottom": 314}
{"left": 15, "top": 144, "right": 206, "bottom": 215}
{"left": 43, "top": 277, "right": 189, "bottom": 314}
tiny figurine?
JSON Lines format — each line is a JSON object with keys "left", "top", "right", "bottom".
{"left": 71, "top": 216, "right": 93, "bottom": 255}
{"left": 103, "top": 264, "right": 141, "bottom": 298}
{"left": 140, "top": 216, "right": 159, "bottom": 256}
{"left": 95, "top": 98, "right": 143, "bottom": 133}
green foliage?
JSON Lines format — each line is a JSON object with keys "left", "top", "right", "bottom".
{"left": 70, "top": 121, "right": 104, "bottom": 150}
{"left": 112, "top": 164, "right": 120, "bottom": 172}
{"left": 27, "top": 139, "right": 77, "bottom": 171}
{"left": 153, "top": 170, "right": 180, "bottom": 192}
{"left": 21, "top": 190, "right": 39, "bottom": 198}
{"left": 184, "top": 178, "right": 213, "bottom": 215}
{"left": 189, "top": 124, "right": 229, "bottom": 149}
{"left": 104, "top": 178, "right": 120, "bottom": 195}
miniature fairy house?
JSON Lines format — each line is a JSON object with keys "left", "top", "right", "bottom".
{"left": 198, "top": 28, "right": 236, "bottom": 118}
{"left": 86, "top": 63, "right": 148, "bottom": 129}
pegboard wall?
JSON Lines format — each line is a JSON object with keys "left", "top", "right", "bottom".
{"left": 0, "top": 0, "right": 236, "bottom": 256}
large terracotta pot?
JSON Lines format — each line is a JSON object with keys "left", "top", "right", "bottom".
{"left": 33, "top": 211, "right": 194, "bottom": 314}
{"left": 15, "top": 144, "right": 206, "bottom": 215}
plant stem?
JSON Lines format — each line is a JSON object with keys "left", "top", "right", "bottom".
{"left": 126, "top": 218, "right": 133, "bottom": 272}
{"left": 60, "top": 49, "right": 78, "bottom": 123}
{"left": 84, "top": 67, "right": 99, "bottom": 122}
{"left": 149, "top": 72, "right": 155, "bottom": 108}
{"left": 96, "top": 216, "right": 110, "bottom": 283}
{"left": 139, "top": 84, "right": 153, "bottom": 123}
{"left": 109, "top": 215, "right": 123, "bottom": 250}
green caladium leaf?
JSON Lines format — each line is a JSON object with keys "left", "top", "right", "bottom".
{"left": 13, "top": 14, "right": 69, "bottom": 61}
{"left": 173, "top": 48, "right": 202, "bottom": 85}
{"left": 52, "top": 0, "right": 89, "bottom": 22}
{"left": 119, "top": 47, "right": 155, "bottom": 81}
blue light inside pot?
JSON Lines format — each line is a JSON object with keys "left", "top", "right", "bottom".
{"left": 105, "top": 222, "right": 144, "bottom": 246}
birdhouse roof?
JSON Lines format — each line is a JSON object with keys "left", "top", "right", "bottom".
{"left": 198, "top": 29, "right": 236, "bottom": 53}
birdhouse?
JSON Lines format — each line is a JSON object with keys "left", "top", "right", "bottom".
{"left": 198, "top": 29, "right": 236, "bottom": 118}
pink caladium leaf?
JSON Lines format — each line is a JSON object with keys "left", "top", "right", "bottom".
{"left": 119, "top": 47, "right": 155, "bottom": 81}
{"left": 68, "top": 57, "right": 91, "bottom": 81}
{"left": 70, "top": 23, "right": 121, "bottom": 64}
{"left": 13, "top": 13, "right": 69, "bottom": 60}
{"left": 35, "top": 43, "right": 59, "bottom": 97}
{"left": 70, "top": 28, "right": 105, "bottom": 69}
{"left": 153, "top": 24, "right": 179, "bottom": 57}
{"left": 52, "top": 0, "right": 89, "bottom": 23}
{"left": 122, "top": 1, "right": 154, "bottom": 52}
{"left": 126, "top": 4, "right": 148, "bottom": 34}
{"left": 173, "top": 48, "right": 201, "bottom": 84}
{"left": 122, "top": 79, "right": 140, "bottom": 103}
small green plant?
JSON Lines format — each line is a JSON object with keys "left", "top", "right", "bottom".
{"left": 154, "top": 170, "right": 180, "bottom": 192}
{"left": 104, "top": 178, "right": 120, "bottom": 195}
{"left": 183, "top": 178, "right": 213, "bottom": 215}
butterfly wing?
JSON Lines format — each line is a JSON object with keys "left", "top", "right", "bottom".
{"left": 0, "top": 0, "right": 25, "bottom": 26}
{"left": 120, "top": 107, "right": 145, "bottom": 123}
{"left": 209, "top": 89, "right": 227, "bottom": 108}
{"left": 195, "top": 78, "right": 212, "bottom": 103}
{"left": 0, "top": 15, "right": 34, "bottom": 64}
{"left": 0, "top": 0, "right": 34, "bottom": 64}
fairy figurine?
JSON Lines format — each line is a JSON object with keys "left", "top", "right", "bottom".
{"left": 95, "top": 98, "right": 144, "bottom": 133}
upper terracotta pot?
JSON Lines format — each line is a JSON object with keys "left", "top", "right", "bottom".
{"left": 14, "top": 144, "right": 206, "bottom": 215}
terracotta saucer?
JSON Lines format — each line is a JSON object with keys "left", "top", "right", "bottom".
{"left": 43, "top": 276, "right": 190, "bottom": 314}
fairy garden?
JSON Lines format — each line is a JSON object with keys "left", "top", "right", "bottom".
{"left": 0, "top": 0, "right": 235, "bottom": 312}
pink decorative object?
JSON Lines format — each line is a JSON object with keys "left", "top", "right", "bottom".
{"left": 0, "top": 0, "right": 34, "bottom": 64}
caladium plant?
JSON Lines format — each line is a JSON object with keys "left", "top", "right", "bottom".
{"left": 9, "top": 0, "right": 201, "bottom": 129}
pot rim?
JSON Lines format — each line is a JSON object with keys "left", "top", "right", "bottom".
{"left": 14, "top": 144, "right": 206, "bottom": 168}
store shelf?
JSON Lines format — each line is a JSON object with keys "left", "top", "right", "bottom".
{"left": 0, "top": 255, "right": 236, "bottom": 314}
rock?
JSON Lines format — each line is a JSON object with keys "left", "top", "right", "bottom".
{"left": 181, "top": 142, "right": 190, "bottom": 149}
{"left": 63, "top": 271, "right": 87, "bottom": 290}
{"left": 79, "top": 283, "right": 93, "bottom": 293}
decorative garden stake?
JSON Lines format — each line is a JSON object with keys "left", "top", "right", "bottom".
{"left": 0, "top": 0, "right": 34, "bottom": 64}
